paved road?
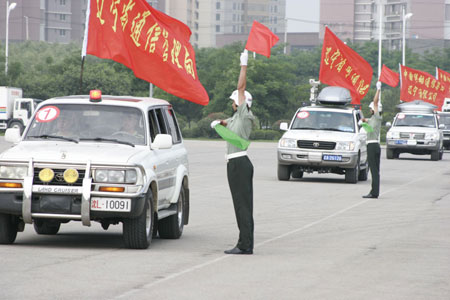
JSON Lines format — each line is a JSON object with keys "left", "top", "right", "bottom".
{"left": 0, "top": 139, "right": 449, "bottom": 300}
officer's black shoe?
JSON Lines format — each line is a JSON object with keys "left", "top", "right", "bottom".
{"left": 224, "top": 247, "right": 253, "bottom": 255}
{"left": 362, "top": 193, "right": 378, "bottom": 199}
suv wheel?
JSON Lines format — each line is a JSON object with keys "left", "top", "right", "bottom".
{"left": 159, "top": 188, "right": 185, "bottom": 239}
{"left": 0, "top": 213, "right": 18, "bottom": 244}
{"left": 33, "top": 219, "right": 60, "bottom": 235}
{"left": 431, "top": 150, "right": 439, "bottom": 161}
{"left": 123, "top": 191, "right": 154, "bottom": 249}
{"left": 358, "top": 164, "right": 368, "bottom": 181}
{"left": 345, "top": 156, "right": 359, "bottom": 184}
{"left": 277, "top": 164, "right": 291, "bottom": 181}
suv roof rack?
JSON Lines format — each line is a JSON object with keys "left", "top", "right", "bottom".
{"left": 397, "top": 100, "right": 437, "bottom": 113}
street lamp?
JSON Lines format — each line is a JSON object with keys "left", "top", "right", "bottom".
{"left": 402, "top": 6, "right": 413, "bottom": 66}
{"left": 5, "top": 1, "right": 17, "bottom": 75}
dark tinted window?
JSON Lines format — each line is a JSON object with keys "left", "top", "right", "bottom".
{"left": 164, "top": 107, "right": 181, "bottom": 143}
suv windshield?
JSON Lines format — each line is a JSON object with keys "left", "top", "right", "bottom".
{"left": 394, "top": 114, "right": 436, "bottom": 128}
{"left": 439, "top": 114, "right": 450, "bottom": 128}
{"left": 291, "top": 110, "right": 355, "bottom": 133}
{"left": 25, "top": 104, "right": 146, "bottom": 145}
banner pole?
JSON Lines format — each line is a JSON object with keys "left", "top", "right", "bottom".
{"left": 79, "top": 56, "right": 85, "bottom": 94}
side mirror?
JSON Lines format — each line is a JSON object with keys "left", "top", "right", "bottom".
{"left": 280, "top": 122, "right": 289, "bottom": 131}
{"left": 151, "top": 134, "right": 172, "bottom": 150}
{"left": 385, "top": 122, "right": 392, "bottom": 127}
{"left": 439, "top": 124, "right": 445, "bottom": 129}
{"left": 5, "top": 128, "right": 21, "bottom": 143}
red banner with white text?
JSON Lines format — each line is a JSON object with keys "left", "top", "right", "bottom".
{"left": 436, "top": 67, "right": 450, "bottom": 98}
{"left": 82, "top": 0, "right": 209, "bottom": 105}
{"left": 400, "top": 65, "right": 445, "bottom": 109}
{"left": 319, "top": 27, "right": 373, "bottom": 104}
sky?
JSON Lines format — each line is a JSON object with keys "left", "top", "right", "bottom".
{"left": 285, "top": 0, "right": 320, "bottom": 33}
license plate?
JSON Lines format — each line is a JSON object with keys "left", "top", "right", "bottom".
{"left": 91, "top": 198, "right": 131, "bottom": 212}
{"left": 395, "top": 140, "right": 407, "bottom": 145}
{"left": 323, "top": 154, "right": 342, "bottom": 161}
{"left": 407, "top": 139, "right": 417, "bottom": 145}
{"left": 32, "top": 185, "right": 82, "bottom": 194}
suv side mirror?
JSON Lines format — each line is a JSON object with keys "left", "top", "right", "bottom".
{"left": 385, "top": 122, "right": 392, "bottom": 127}
{"left": 439, "top": 124, "right": 445, "bottom": 129}
{"left": 5, "top": 128, "right": 21, "bottom": 143}
{"left": 280, "top": 122, "right": 289, "bottom": 131}
{"left": 151, "top": 134, "right": 173, "bottom": 150}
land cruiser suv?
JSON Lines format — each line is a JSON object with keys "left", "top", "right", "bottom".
{"left": 0, "top": 91, "right": 189, "bottom": 249}
{"left": 277, "top": 86, "right": 368, "bottom": 183}
{"left": 386, "top": 100, "right": 444, "bottom": 160}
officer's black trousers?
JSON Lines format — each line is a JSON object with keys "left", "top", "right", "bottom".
{"left": 367, "top": 143, "right": 381, "bottom": 197}
{"left": 227, "top": 155, "right": 254, "bottom": 250}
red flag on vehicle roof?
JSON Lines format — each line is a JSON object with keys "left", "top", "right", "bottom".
{"left": 319, "top": 27, "right": 373, "bottom": 104}
{"left": 82, "top": 0, "right": 209, "bottom": 106}
{"left": 245, "top": 20, "right": 280, "bottom": 58}
{"left": 379, "top": 64, "right": 399, "bottom": 87}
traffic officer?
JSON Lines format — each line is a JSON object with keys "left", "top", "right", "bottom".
{"left": 210, "top": 50, "right": 255, "bottom": 255}
{"left": 361, "top": 81, "right": 382, "bottom": 199}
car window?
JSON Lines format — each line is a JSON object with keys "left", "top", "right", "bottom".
{"left": 438, "top": 114, "right": 450, "bottom": 126}
{"left": 291, "top": 110, "right": 355, "bottom": 133}
{"left": 148, "top": 110, "right": 160, "bottom": 142}
{"left": 164, "top": 107, "right": 182, "bottom": 144}
{"left": 394, "top": 114, "right": 435, "bottom": 128}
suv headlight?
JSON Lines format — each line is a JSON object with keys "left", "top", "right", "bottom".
{"left": 94, "top": 169, "right": 137, "bottom": 183}
{"left": 0, "top": 166, "right": 28, "bottom": 179}
{"left": 386, "top": 131, "right": 399, "bottom": 139}
{"left": 279, "top": 138, "right": 297, "bottom": 148}
{"left": 336, "top": 141, "right": 355, "bottom": 151}
{"left": 425, "top": 132, "right": 438, "bottom": 140}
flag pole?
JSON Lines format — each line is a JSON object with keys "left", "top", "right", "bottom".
{"left": 79, "top": 56, "right": 85, "bottom": 94}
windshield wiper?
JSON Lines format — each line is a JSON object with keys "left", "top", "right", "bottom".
{"left": 79, "top": 137, "right": 135, "bottom": 147}
{"left": 292, "top": 127, "right": 318, "bottom": 130}
{"left": 27, "top": 134, "right": 79, "bottom": 143}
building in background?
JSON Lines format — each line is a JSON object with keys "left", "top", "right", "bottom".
{"left": 320, "top": 0, "right": 450, "bottom": 52}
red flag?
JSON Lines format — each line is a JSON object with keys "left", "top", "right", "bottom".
{"left": 379, "top": 64, "right": 399, "bottom": 87}
{"left": 319, "top": 27, "right": 373, "bottom": 104}
{"left": 245, "top": 21, "right": 280, "bottom": 58}
{"left": 436, "top": 67, "right": 450, "bottom": 98}
{"left": 82, "top": 0, "right": 209, "bottom": 106}
{"left": 400, "top": 65, "right": 446, "bottom": 109}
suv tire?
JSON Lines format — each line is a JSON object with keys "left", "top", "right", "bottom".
{"left": 159, "top": 188, "right": 185, "bottom": 239}
{"left": 277, "top": 164, "right": 291, "bottom": 181}
{"left": 0, "top": 213, "right": 18, "bottom": 244}
{"left": 123, "top": 191, "right": 154, "bottom": 249}
{"left": 33, "top": 220, "right": 60, "bottom": 235}
{"left": 345, "top": 156, "right": 359, "bottom": 183}
{"left": 431, "top": 150, "right": 439, "bottom": 161}
{"left": 358, "top": 165, "right": 368, "bottom": 181}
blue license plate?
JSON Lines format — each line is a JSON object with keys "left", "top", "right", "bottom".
{"left": 395, "top": 140, "right": 407, "bottom": 144}
{"left": 323, "top": 154, "right": 342, "bottom": 161}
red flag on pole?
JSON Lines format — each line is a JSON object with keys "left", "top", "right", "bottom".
{"left": 436, "top": 67, "right": 450, "bottom": 98}
{"left": 319, "top": 27, "right": 373, "bottom": 104}
{"left": 379, "top": 64, "right": 399, "bottom": 87}
{"left": 82, "top": 0, "right": 209, "bottom": 106}
{"left": 245, "top": 20, "right": 280, "bottom": 58}
{"left": 400, "top": 65, "right": 446, "bottom": 109}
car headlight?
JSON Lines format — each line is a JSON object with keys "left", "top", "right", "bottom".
{"left": 425, "top": 132, "right": 438, "bottom": 140}
{"left": 336, "top": 141, "right": 355, "bottom": 151}
{"left": 279, "top": 138, "right": 297, "bottom": 148}
{"left": 0, "top": 166, "right": 28, "bottom": 179}
{"left": 386, "top": 131, "right": 399, "bottom": 139}
{"left": 94, "top": 169, "right": 137, "bottom": 183}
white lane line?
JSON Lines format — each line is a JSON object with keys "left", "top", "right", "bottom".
{"left": 113, "top": 175, "right": 427, "bottom": 299}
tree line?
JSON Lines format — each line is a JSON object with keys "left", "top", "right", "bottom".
{"left": 0, "top": 40, "right": 449, "bottom": 140}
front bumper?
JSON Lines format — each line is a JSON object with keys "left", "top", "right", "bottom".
{"left": 386, "top": 139, "right": 440, "bottom": 152}
{"left": 277, "top": 148, "right": 359, "bottom": 169}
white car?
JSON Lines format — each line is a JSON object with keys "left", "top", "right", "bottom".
{"left": 0, "top": 91, "right": 189, "bottom": 249}
{"left": 386, "top": 100, "right": 444, "bottom": 161}
{"left": 277, "top": 86, "right": 368, "bottom": 183}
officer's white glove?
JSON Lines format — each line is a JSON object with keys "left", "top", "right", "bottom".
{"left": 240, "top": 50, "right": 248, "bottom": 66}
{"left": 210, "top": 120, "right": 220, "bottom": 129}
{"left": 376, "top": 81, "right": 382, "bottom": 90}
{"left": 358, "top": 120, "right": 363, "bottom": 126}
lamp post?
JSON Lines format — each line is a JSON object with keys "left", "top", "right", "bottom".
{"left": 5, "top": 1, "right": 17, "bottom": 75}
{"left": 402, "top": 6, "right": 413, "bottom": 66}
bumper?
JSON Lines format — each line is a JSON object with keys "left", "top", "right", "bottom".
{"left": 277, "top": 148, "right": 359, "bottom": 169}
{"left": 386, "top": 139, "right": 440, "bottom": 152}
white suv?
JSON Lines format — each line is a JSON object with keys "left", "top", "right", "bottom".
{"left": 277, "top": 86, "right": 368, "bottom": 183}
{"left": 0, "top": 91, "right": 189, "bottom": 249}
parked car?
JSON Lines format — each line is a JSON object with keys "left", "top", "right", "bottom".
{"left": 0, "top": 90, "right": 190, "bottom": 249}
{"left": 277, "top": 86, "right": 368, "bottom": 183}
{"left": 386, "top": 100, "right": 444, "bottom": 160}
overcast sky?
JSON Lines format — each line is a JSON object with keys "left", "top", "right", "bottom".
{"left": 286, "top": 0, "right": 320, "bottom": 32}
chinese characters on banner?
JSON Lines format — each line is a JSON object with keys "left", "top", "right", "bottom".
{"left": 245, "top": 21, "right": 280, "bottom": 58}
{"left": 82, "top": 0, "right": 209, "bottom": 106}
{"left": 319, "top": 27, "right": 373, "bottom": 104}
{"left": 436, "top": 67, "right": 450, "bottom": 98}
{"left": 400, "top": 65, "right": 446, "bottom": 109}
{"left": 379, "top": 64, "right": 399, "bottom": 87}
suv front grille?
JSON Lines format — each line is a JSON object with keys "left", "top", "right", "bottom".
{"left": 33, "top": 168, "right": 85, "bottom": 186}
{"left": 297, "top": 140, "right": 336, "bottom": 150}
{"left": 400, "top": 132, "right": 425, "bottom": 140}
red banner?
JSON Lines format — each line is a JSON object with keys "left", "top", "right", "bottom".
{"left": 319, "top": 27, "right": 373, "bottom": 104}
{"left": 400, "top": 65, "right": 445, "bottom": 109}
{"left": 245, "top": 21, "right": 280, "bottom": 58}
{"left": 379, "top": 64, "right": 399, "bottom": 87}
{"left": 436, "top": 67, "right": 450, "bottom": 98}
{"left": 82, "top": 0, "right": 209, "bottom": 106}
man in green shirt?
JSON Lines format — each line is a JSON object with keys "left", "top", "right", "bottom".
{"left": 210, "top": 50, "right": 255, "bottom": 254}
{"left": 361, "top": 81, "right": 382, "bottom": 198}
